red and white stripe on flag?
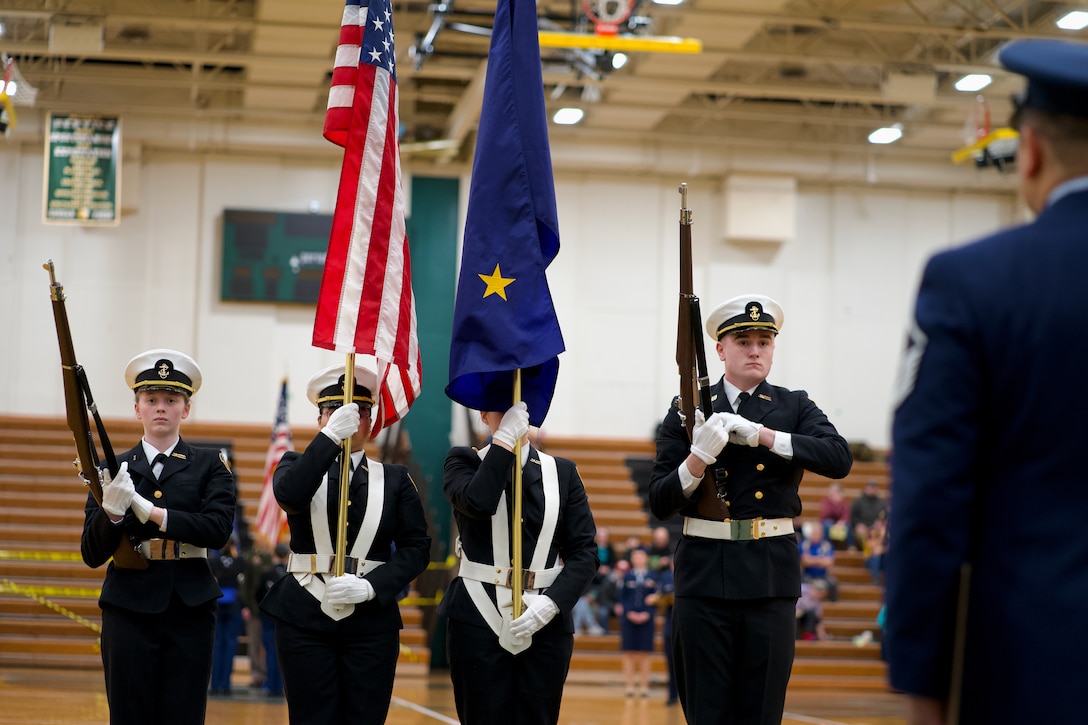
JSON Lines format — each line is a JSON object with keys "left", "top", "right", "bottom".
{"left": 255, "top": 379, "right": 292, "bottom": 548}
{"left": 314, "top": 0, "right": 421, "bottom": 438}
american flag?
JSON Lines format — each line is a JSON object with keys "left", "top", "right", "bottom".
{"left": 313, "top": 0, "right": 421, "bottom": 438}
{"left": 255, "top": 379, "right": 292, "bottom": 548}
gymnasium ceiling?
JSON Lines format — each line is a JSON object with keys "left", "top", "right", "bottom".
{"left": 1, "top": 0, "right": 1085, "bottom": 170}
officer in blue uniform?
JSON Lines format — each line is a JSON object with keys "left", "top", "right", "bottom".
{"left": 82, "top": 349, "right": 236, "bottom": 725}
{"left": 259, "top": 364, "right": 430, "bottom": 725}
{"left": 649, "top": 295, "right": 852, "bottom": 724}
{"left": 887, "top": 38, "right": 1088, "bottom": 725}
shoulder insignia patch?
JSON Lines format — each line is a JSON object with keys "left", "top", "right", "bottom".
{"left": 893, "top": 317, "right": 928, "bottom": 408}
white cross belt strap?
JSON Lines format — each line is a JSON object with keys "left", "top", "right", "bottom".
{"left": 456, "top": 557, "right": 563, "bottom": 590}
{"left": 286, "top": 553, "right": 385, "bottom": 577}
{"left": 460, "top": 449, "right": 561, "bottom": 654}
{"left": 683, "top": 516, "right": 794, "bottom": 541}
{"left": 294, "top": 458, "right": 387, "bottom": 621}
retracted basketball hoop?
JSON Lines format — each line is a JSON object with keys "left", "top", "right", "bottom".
{"left": 582, "top": 0, "right": 635, "bottom": 35}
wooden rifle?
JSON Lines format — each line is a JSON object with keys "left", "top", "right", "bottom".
{"left": 675, "top": 185, "right": 730, "bottom": 518}
{"left": 45, "top": 261, "right": 148, "bottom": 570}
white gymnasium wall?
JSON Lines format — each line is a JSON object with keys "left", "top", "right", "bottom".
{"left": 0, "top": 142, "right": 1017, "bottom": 448}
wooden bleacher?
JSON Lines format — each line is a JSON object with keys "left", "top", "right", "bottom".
{"left": 0, "top": 414, "right": 430, "bottom": 677}
{"left": 540, "top": 435, "right": 889, "bottom": 690}
{"left": 0, "top": 414, "right": 888, "bottom": 691}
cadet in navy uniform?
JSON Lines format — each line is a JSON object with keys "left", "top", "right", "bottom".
{"left": 259, "top": 364, "right": 430, "bottom": 725}
{"left": 441, "top": 401, "right": 599, "bottom": 724}
{"left": 82, "top": 349, "right": 236, "bottom": 725}
{"left": 887, "top": 39, "right": 1088, "bottom": 725}
{"left": 649, "top": 296, "right": 852, "bottom": 724}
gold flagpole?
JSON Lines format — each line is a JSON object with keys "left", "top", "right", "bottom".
{"left": 333, "top": 352, "right": 355, "bottom": 578}
{"left": 511, "top": 369, "right": 524, "bottom": 619}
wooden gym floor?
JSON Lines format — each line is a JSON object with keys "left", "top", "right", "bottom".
{"left": 0, "top": 666, "right": 908, "bottom": 724}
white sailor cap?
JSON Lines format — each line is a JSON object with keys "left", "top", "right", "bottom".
{"left": 705, "top": 294, "right": 784, "bottom": 340}
{"left": 306, "top": 363, "right": 378, "bottom": 409}
{"left": 125, "top": 349, "right": 202, "bottom": 396}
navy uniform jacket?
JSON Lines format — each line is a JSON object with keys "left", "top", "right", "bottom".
{"left": 649, "top": 379, "right": 852, "bottom": 599}
{"left": 259, "top": 433, "right": 431, "bottom": 633}
{"left": 81, "top": 439, "right": 236, "bottom": 612}
{"left": 440, "top": 444, "right": 598, "bottom": 630}
{"left": 887, "top": 186, "right": 1088, "bottom": 722}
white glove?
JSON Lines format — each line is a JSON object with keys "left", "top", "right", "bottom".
{"left": 492, "top": 401, "right": 529, "bottom": 449}
{"left": 101, "top": 462, "right": 135, "bottom": 517}
{"left": 321, "top": 403, "right": 360, "bottom": 443}
{"left": 691, "top": 408, "right": 707, "bottom": 438}
{"left": 324, "top": 575, "right": 375, "bottom": 605}
{"left": 690, "top": 412, "right": 730, "bottom": 464}
{"left": 129, "top": 493, "right": 155, "bottom": 524}
{"left": 727, "top": 415, "right": 763, "bottom": 447}
{"left": 510, "top": 593, "right": 559, "bottom": 639}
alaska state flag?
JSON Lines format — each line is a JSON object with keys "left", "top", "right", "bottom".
{"left": 445, "top": 0, "right": 564, "bottom": 427}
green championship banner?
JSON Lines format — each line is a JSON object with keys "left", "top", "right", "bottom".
{"left": 42, "top": 113, "right": 121, "bottom": 225}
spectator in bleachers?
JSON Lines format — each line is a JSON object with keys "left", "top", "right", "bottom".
{"left": 598, "top": 558, "right": 628, "bottom": 634}
{"left": 862, "top": 516, "right": 887, "bottom": 586}
{"left": 619, "top": 547, "right": 657, "bottom": 697}
{"left": 594, "top": 526, "right": 618, "bottom": 573}
{"left": 256, "top": 543, "right": 289, "bottom": 698}
{"left": 209, "top": 536, "right": 245, "bottom": 696}
{"left": 572, "top": 590, "right": 604, "bottom": 636}
{"left": 849, "top": 480, "right": 888, "bottom": 552}
{"left": 655, "top": 558, "right": 678, "bottom": 706}
{"left": 621, "top": 534, "right": 643, "bottom": 562}
{"left": 586, "top": 527, "right": 618, "bottom": 634}
{"left": 799, "top": 522, "right": 838, "bottom": 602}
{"left": 795, "top": 579, "right": 829, "bottom": 641}
{"left": 647, "top": 526, "right": 673, "bottom": 572}
{"left": 239, "top": 543, "right": 272, "bottom": 691}
{"left": 819, "top": 482, "right": 852, "bottom": 549}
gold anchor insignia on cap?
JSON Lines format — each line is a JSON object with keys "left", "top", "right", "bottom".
{"left": 748, "top": 304, "right": 760, "bottom": 321}
{"left": 157, "top": 362, "right": 170, "bottom": 379}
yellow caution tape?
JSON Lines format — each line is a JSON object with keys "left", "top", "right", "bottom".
{"left": 426, "top": 555, "right": 457, "bottom": 570}
{"left": 0, "top": 549, "right": 84, "bottom": 562}
{"left": 0, "top": 578, "right": 103, "bottom": 652}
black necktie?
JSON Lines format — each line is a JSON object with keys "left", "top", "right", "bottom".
{"left": 152, "top": 453, "right": 168, "bottom": 479}
{"left": 736, "top": 392, "right": 751, "bottom": 415}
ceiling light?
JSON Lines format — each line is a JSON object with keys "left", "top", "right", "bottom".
{"left": 5, "top": 81, "right": 16, "bottom": 96}
{"left": 553, "top": 107, "right": 584, "bottom": 125}
{"left": 0, "top": 22, "right": 6, "bottom": 37}
{"left": 1056, "top": 11, "right": 1088, "bottom": 30}
{"left": 652, "top": 0, "right": 686, "bottom": 6}
{"left": 611, "top": 52, "right": 628, "bottom": 70}
{"left": 954, "top": 74, "right": 992, "bottom": 92}
{"left": 868, "top": 124, "right": 903, "bottom": 145}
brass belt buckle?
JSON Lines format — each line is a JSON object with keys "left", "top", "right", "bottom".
{"left": 727, "top": 520, "right": 741, "bottom": 540}
{"left": 750, "top": 517, "right": 764, "bottom": 540}
{"left": 504, "top": 569, "right": 537, "bottom": 588}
